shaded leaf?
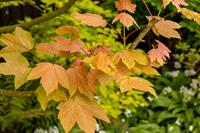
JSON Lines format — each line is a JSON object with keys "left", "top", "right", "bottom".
{"left": 36, "top": 86, "right": 66, "bottom": 111}
{"left": 65, "top": 62, "right": 97, "bottom": 97}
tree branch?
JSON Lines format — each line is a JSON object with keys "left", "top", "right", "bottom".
{"left": 131, "top": 18, "right": 158, "bottom": 49}
{"left": 0, "top": 0, "right": 78, "bottom": 33}
{"left": 0, "top": 89, "right": 35, "bottom": 97}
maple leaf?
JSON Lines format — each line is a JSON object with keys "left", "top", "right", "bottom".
{"left": 72, "top": 12, "right": 107, "bottom": 27}
{"left": 57, "top": 94, "right": 110, "bottom": 133}
{"left": 0, "top": 48, "right": 31, "bottom": 89}
{"left": 180, "top": 8, "right": 200, "bottom": 25}
{"left": 28, "top": 62, "right": 68, "bottom": 95}
{"left": 113, "top": 13, "right": 139, "bottom": 29}
{"left": 115, "top": 0, "right": 136, "bottom": 13}
{"left": 147, "top": 16, "right": 181, "bottom": 39}
{"left": 83, "top": 52, "right": 116, "bottom": 75}
{"left": 0, "top": 27, "right": 34, "bottom": 53}
{"left": 65, "top": 62, "right": 98, "bottom": 97}
{"left": 112, "top": 49, "right": 149, "bottom": 69}
{"left": 56, "top": 25, "right": 80, "bottom": 38}
{"left": 136, "top": 65, "right": 160, "bottom": 76}
{"left": 163, "top": 0, "right": 188, "bottom": 8}
{"left": 36, "top": 36, "right": 84, "bottom": 57}
{"left": 36, "top": 86, "right": 66, "bottom": 111}
{"left": 119, "top": 77, "right": 157, "bottom": 97}
{"left": 148, "top": 40, "right": 171, "bottom": 65}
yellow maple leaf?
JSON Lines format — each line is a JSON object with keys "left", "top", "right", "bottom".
{"left": 119, "top": 77, "right": 158, "bottom": 98}
{"left": 112, "top": 49, "right": 149, "bottom": 69}
{"left": 0, "top": 27, "right": 34, "bottom": 53}
{"left": 0, "top": 48, "right": 31, "bottom": 89}
{"left": 83, "top": 52, "right": 116, "bottom": 75}
{"left": 57, "top": 94, "right": 110, "bottom": 133}
{"left": 181, "top": 8, "right": 200, "bottom": 25}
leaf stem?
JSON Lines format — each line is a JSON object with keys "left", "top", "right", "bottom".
{"left": 142, "top": 0, "right": 153, "bottom": 16}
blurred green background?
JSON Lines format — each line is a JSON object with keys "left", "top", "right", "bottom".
{"left": 0, "top": 0, "right": 199, "bottom": 133}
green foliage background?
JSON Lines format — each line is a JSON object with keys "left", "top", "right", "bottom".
{"left": 0, "top": 0, "right": 199, "bottom": 133}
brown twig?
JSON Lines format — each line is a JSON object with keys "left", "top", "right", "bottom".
{"left": 142, "top": 0, "right": 152, "bottom": 16}
{"left": 0, "top": 89, "right": 35, "bottom": 97}
{"left": 0, "top": 0, "right": 78, "bottom": 33}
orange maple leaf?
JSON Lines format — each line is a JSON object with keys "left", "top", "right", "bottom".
{"left": 147, "top": 16, "right": 181, "bottom": 39}
{"left": 113, "top": 13, "right": 139, "bottom": 29}
{"left": 115, "top": 0, "right": 136, "bottom": 13}
{"left": 57, "top": 94, "right": 110, "bottom": 133}
{"left": 148, "top": 40, "right": 171, "bottom": 65}
{"left": 56, "top": 25, "right": 80, "bottom": 38}
{"left": 36, "top": 36, "right": 85, "bottom": 57}
{"left": 28, "top": 62, "right": 68, "bottom": 95}
{"left": 72, "top": 12, "right": 107, "bottom": 27}
{"left": 119, "top": 77, "right": 157, "bottom": 98}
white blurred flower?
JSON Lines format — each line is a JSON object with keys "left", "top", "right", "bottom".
{"left": 99, "top": 130, "right": 106, "bottom": 133}
{"left": 49, "top": 126, "right": 59, "bottom": 133}
{"left": 162, "top": 86, "right": 172, "bottom": 94}
{"left": 124, "top": 109, "right": 132, "bottom": 118}
{"left": 189, "top": 125, "right": 194, "bottom": 131}
{"left": 184, "top": 69, "right": 196, "bottom": 76}
{"left": 180, "top": 86, "right": 188, "bottom": 93}
{"left": 169, "top": 126, "right": 174, "bottom": 132}
{"left": 34, "top": 128, "right": 48, "bottom": 133}
{"left": 96, "top": 123, "right": 100, "bottom": 132}
{"left": 166, "top": 70, "right": 180, "bottom": 77}
{"left": 174, "top": 61, "right": 182, "bottom": 69}
{"left": 175, "top": 119, "right": 181, "bottom": 126}
{"left": 190, "top": 79, "right": 200, "bottom": 89}
{"left": 147, "top": 96, "right": 153, "bottom": 102}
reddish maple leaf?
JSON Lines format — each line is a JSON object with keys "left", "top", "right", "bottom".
{"left": 148, "top": 40, "right": 171, "bottom": 65}
{"left": 72, "top": 12, "right": 107, "bottom": 27}
{"left": 113, "top": 13, "right": 139, "bottom": 29}
{"left": 115, "top": 0, "right": 136, "bottom": 13}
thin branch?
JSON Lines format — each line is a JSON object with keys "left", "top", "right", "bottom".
{"left": 131, "top": 18, "right": 158, "bottom": 49}
{"left": 0, "top": 0, "right": 78, "bottom": 33}
{"left": 0, "top": 89, "right": 35, "bottom": 97}
{"left": 0, "top": 0, "right": 20, "bottom": 2}
{"left": 142, "top": 0, "right": 152, "bottom": 16}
